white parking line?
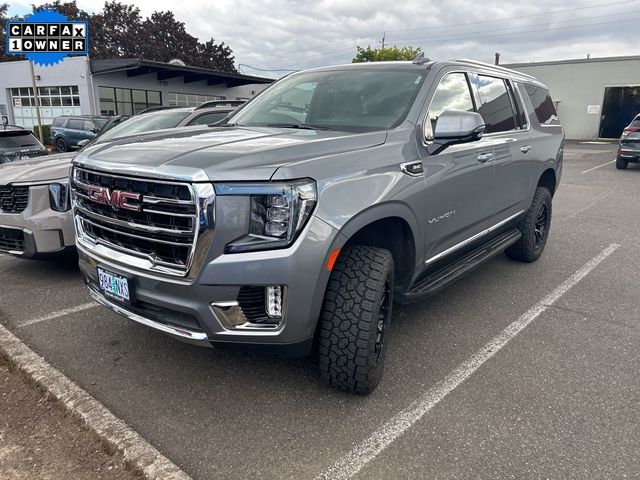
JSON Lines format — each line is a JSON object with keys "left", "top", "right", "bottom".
{"left": 18, "top": 302, "right": 98, "bottom": 328}
{"left": 317, "top": 243, "right": 620, "bottom": 480}
{"left": 581, "top": 159, "right": 616, "bottom": 174}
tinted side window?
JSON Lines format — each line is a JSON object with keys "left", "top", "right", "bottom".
{"left": 476, "top": 75, "right": 516, "bottom": 133}
{"left": 188, "top": 112, "right": 230, "bottom": 126}
{"left": 51, "top": 117, "right": 65, "bottom": 127}
{"left": 506, "top": 80, "right": 528, "bottom": 129}
{"left": 522, "top": 84, "right": 559, "bottom": 126}
{"left": 426, "top": 72, "right": 475, "bottom": 139}
{"left": 68, "top": 119, "right": 84, "bottom": 130}
{"left": 83, "top": 120, "right": 97, "bottom": 131}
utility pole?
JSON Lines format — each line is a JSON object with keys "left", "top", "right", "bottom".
{"left": 29, "top": 61, "right": 44, "bottom": 144}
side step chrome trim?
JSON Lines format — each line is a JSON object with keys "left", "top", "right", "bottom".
{"left": 88, "top": 289, "right": 210, "bottom": 344}
{"left": 425, "top": 210, "right": 524, "bottom": 265}
{"left": 398, "top": 228, "right": 522, "bottom": 304}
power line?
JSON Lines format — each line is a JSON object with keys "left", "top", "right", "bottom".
{"left": 252, "top": 0, "right": 638, "bottom": 60}
{"left": 270, "top": 11, "right": 638, "bottom": 70}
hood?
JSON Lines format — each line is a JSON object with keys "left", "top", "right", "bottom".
{"left": 73, "top": 126, "right": 388, "bottom": 181}
{"left": 0, "top": 152, "right": 75, "bottom": 184}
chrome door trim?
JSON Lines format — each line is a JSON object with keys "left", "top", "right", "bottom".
{"left": 425, "top": 210, "right": 524, "bottom": 265}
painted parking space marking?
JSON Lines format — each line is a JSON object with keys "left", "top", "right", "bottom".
{"left": 317, "top": 243, "right": 620, "bottom": 480}
{"left": 18, "top": 302, "right": 98, "bottom": 328}
{"left": 581, "top": 159, "right": 616, "bottom": 174}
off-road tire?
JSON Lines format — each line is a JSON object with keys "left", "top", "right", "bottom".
{"left": 616, "top": 156, "right": 629, "bottom": 170}
{"left": 55, "top": 137, "right": 68, "bottom": 152}
{"left": 317, "top": 245, "right": 394, "bottom": 394}
{"left": 506, "top": 186, "right": 552, "bottom": 263}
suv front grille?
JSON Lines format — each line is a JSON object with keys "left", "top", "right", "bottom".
{"left": 0, "top": 185, "right": 29, "bottom": 213}
{"left": 0, "top": 227, "right": 25, "bottom": 252}
{"left": 72, "top": 168, "right": 201, "bottom": 276}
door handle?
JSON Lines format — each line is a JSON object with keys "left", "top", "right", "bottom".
{"left": 520, "top": 145, "right": 532, "bottom": 154}
{"left": 477, "top": 152, "right": 494, "bottom": 163}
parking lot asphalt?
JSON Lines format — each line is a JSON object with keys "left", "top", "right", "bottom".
{"left": 1, "top": 142, "right": 638, "bottom": 479}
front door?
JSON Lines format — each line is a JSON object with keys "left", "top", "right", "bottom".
{"left": 418, "top": 70, "right": 496, "bottom": 262}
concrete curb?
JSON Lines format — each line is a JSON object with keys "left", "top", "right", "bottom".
{"left": 0, "top": 321, "right": 192, "bottom": 480}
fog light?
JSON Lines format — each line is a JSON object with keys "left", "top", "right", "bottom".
{"left": 266, "top": 285, "right": 283, "bottom": 318}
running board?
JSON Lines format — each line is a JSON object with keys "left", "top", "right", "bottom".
{"left": 397, "top": 228, "right": 521, "bottom": 304}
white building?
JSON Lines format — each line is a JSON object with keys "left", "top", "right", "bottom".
{"left": 0, "top": 56, "right": 272, "bottom": 128}
{"left": 506, "top": 55, "right": 640, "bottom": 140}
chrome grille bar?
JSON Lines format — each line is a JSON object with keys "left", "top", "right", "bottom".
{"left": 71, "top": 167, "right": 213, "bottom": 278}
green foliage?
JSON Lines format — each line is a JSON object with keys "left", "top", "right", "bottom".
{"left": 33, "top": 124, "right": 52, "bottom": 146}
{"left": 352, "top": 45, "right": 422, "bottom": 63}
{"left": 1, "top": 1, "right": 237, "bottom": 72}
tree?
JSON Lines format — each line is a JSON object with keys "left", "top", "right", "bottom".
{"left": 352, "top": 45, "right": 422, "bottom": 63}
{"left": 1, "top": 1, "right": 237, "bottom": 72}
{"left": 0, "top": 3, "right": 20, "bottom": 62}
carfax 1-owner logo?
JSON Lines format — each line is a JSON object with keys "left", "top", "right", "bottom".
{"left": 6, "top": 9, "right": 88, "bottom": 66}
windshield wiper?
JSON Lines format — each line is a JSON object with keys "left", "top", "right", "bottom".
{"left": 266, "top": 123, "right": 333, "bottom": 131}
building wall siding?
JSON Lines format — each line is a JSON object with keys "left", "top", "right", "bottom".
{"left": 507, "top": 58, "right": 640, "bottom": 140}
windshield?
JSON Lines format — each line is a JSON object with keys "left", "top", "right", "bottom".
{"left": 230, "top": 69, "right": 425, "bottom": 131}
{"left": 97, "top": 110, "right": 191, "bottom": 142}
{"left": 0, "top": 131, "right": 42, "bottom": 149}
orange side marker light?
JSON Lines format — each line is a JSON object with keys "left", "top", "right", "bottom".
{"left": 326, "top": 248, "right": 341, "bottom": 271}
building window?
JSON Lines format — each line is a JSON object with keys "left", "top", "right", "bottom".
{"left": 9, "top": 85, "right": 80, "bottom": 128}
{"left": 98, "top": 87, "right": 162, "bottom": 115}
{"left": 168, "top": 92, "right": 225, "bottom": 107}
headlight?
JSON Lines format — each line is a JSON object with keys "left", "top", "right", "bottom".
{"left": 48, "top": 180, "right": 70, "bottom": 212}
{"left": 215, "top": 179, "right": 317, "bottom": 253}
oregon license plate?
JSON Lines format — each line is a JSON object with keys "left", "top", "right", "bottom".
{"left": 97, "top": 267, "right": 131, "bottom": 303}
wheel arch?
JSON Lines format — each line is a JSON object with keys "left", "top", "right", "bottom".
{"left": 333, "top": 203, "right": 422, "bottom": 292}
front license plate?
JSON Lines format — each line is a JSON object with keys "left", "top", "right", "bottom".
{"left": 97, "top": 267, "right": 131, "bottom": 303}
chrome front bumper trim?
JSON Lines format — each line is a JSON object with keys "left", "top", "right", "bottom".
{"left": 88, "top": 288, "right": 211, "bottom": 344}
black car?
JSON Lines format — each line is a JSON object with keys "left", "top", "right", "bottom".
{"left": 617, "top": 114, "right": 640, "bottom": 169}
{"left": 0, "top": 124, "right": 48, "bottom": 164}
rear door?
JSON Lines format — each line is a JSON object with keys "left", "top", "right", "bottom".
{"left": 472, "top": 73, "right": 532, "bottom": 215}
{"left": 418, "top": 70, "right": 496, "bottom": 262}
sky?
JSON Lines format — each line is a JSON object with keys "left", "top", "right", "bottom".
{"left": 6, "top": 0, "right": 639, "bottom": 78}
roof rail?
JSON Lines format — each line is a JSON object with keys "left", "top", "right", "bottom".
{"left": 451, "top": 58, "right": 538, "bottom": 81}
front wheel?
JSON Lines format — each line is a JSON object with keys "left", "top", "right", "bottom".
{"left": 317, "top": 245, "right": 394, "bottom": 394}
{"left": 506, "top": 186, "right": 552, "bottom": 263}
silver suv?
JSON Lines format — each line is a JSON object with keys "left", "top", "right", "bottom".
{"left": 71, "top": 59, "right": 564, "bottom": 394}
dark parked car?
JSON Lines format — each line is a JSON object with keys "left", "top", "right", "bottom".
{"left": 0, "top": 124, "right": 48, "bottom": 164}
{"left": 50, "top": 115, "right": 110, "bottom": 152}
{"left": 616, "top": 114, "right": 640, "bottom": 169}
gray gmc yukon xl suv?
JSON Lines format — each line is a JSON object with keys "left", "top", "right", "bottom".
{"left": 71, "top": 59, "right": 563, "bottom": 394}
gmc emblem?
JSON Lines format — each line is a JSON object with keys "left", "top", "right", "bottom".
{"left": 86, "top": 186, "right": 141, "bottom": 211}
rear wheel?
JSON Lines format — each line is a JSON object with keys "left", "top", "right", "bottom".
{"left": 616, "top": 156, "right": 629, "bottom": 169}
{"left": 55, "top": 137, "right": 68, "bottom": 152}
{"left": 506, "top": 186, "right": 552, "bottom": 263}
{"left": 317, "top": 245, "right": 394, "bottom": 394}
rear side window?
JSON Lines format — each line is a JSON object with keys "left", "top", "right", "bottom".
{"left": 475, "top": 75, "right": 516, "bottom": 134}
{"left": 522, "top": 84, "right": 559, "bottom": 126}
{"left": 506, "top": 81, "right": 528, "bottom": 129}
{"left": 51, "top": 117, "right": 65, "bottom": 127}
{"left": 188, "top": 111, "right": 230, "bottom": 126}
{"left": 68, "top": 119, "right": 84, "bottom": 130}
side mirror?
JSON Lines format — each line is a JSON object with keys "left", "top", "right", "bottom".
{"left": 2, "top": 115, "right": 8, "bottom": 126}
{"left": 91, "top": 128, "right": 99, "bottom": 134}
{"left": 427, "top": 111, "right": 486, "bottom": 155}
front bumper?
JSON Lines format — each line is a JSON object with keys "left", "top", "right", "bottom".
{"left": 0, "top": 185, "right": 74, "bottom": 257}
{"left": 78, "top": 215, "right": 343, "bottom": 356}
